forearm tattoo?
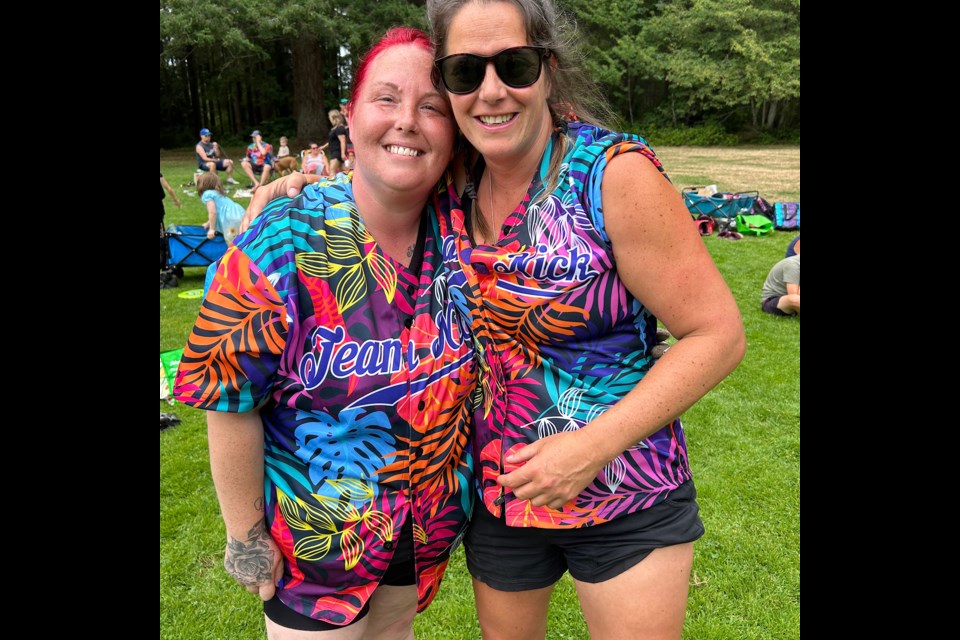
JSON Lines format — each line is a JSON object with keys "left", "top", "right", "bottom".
{"left": 224, "top": 520, "right": 275, "bottom": 586}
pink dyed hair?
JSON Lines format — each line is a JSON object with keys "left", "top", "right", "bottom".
{"left": 348, "top": 27, "right": 434, "bottom": 110}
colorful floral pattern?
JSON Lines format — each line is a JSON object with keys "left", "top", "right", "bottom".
{"left": 441, "top": 123, "right": 692, "bottom": 529}
{"left": 175, "top": 174, "right": 477, "bottom": 625}
{"left": 246, "top": 141, "right": 274, "bottom": 167}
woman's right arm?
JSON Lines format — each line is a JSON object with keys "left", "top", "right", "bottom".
{"left": 208, "top": 410, "right": 283, "bottom": 601}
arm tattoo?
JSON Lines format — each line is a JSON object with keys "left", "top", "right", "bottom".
{"left": 224, "top": 520, "right": 275, "bottom": 587}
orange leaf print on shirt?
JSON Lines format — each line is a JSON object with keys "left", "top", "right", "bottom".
{"left": 174, "top": 247, "right": 287, "bottom": 407}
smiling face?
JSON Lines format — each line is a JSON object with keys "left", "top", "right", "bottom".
{"left": 348, "top": 43, "right": 455, "bottom": 201}
{"left": 445, "top": 1, "right": 553, "bottom": 169}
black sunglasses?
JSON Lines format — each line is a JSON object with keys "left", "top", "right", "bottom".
{"left": 435, "top": 46, "right": 550, "bottom": 95}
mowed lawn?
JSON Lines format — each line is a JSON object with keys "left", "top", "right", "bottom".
{"left": 160, "top": 145, "right": 800, "bottom": 640}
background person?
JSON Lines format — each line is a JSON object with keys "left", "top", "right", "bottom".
{"left": 274, "top": 136, "right": 299, "bottom": 175}
{"left": 302, "top": 142, "right": 329, "bottom": 176}
{"left": 761, "top": 254, "right": 800, "bottom": 316}
{"left": 196, "top": 128, "right": 239, "bottom": 184}
{"left": 197, "top": 173, "right": 245, "bottom": 244}
{"left": 277, "top": 135, "right": 291, "bottom": 159}
{"left": 240, "top": 130, "right": 275, "bottom": 192}
{"left": 321, "top": 110, "right": 348, "bottom": 175}
{"left": 160, "top": 172, "right": 181, "bottom": 270}
{"left": 341, "top": 98, "right": 355, "bottom": 170}
{"left": 786, "top": 234, "right": 800, "bottom": 257}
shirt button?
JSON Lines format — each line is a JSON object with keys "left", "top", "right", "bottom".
{"left": 417, "top": 400, "right": 425, "bottom": 410}
{"left": 404, "top": 318, "right": 412, "bottom": 329}
{"left": 384, "top": 541, "right": 395, "bottom": 550}
{"left": 407, "top": 284, "right": 416, "bottom": 295}
{"left": 411, "top": 446, "right": 423, "bottom": 457}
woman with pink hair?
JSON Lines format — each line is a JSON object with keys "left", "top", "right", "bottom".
{"left": 175, "top": 28, "right": 475, "bottom": 639}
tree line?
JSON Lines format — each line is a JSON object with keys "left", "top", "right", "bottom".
{"left": 160, "top": 0, "right": 799, "bottom": 148}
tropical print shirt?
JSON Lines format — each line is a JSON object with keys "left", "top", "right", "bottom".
{"left": 441, "top": 123, "right": 692, "bottom": 530}
{"left": 246, "top": 141, "right": 274, "bottom": 167}
{"left": 175, "top": 174, "right": 477, "bottom": 625}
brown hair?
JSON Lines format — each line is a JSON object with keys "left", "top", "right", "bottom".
{"left": 196, "top": 172, "right": 224, "bottom": 197}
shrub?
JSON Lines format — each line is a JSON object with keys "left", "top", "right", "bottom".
{"left": 629, "top": 122, "right": 739, "bottom": 146}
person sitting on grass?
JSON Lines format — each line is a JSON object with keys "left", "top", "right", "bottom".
{"left": 786, "top": 234, "right": 800, "bottom": 257}
{"left": 761, "top": 253, "right": 800, "bottom": 316}
{"left": 196, "top": 173, "right": 245, "bottom": 245}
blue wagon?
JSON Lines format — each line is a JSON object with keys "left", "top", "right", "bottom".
{"left": 682, "top": 187, "right": 757, "bottom": 219}
{"left": 164, "top": 224, "right": 227, "bottom": 276}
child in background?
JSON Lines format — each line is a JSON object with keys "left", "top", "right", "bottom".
{"left": 196, "top": 173, "right": 245, "bottom": 244}
{"left": 274, "top": 136, "right": 299, "bottom": 174}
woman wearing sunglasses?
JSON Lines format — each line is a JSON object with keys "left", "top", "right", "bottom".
{"left": 426, "top": 1, "right": 745, "bottom": 638}
{"left": 175, "top": 28, "right": 477, "bottom": 639}
{"left": 301, "top": 142, "right": 330, "bottom": 176}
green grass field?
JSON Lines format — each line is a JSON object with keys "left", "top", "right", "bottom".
{"left": 160, "top": 146, "right": 800, "bottom": 639}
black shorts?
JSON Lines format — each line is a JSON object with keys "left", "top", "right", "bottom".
{"left": 762, "top": 296, "right": 794, "bottom": 316}
{"left": 263, "top": 517, "right": 416, "bottom": 631}
{"left": 197, "top": 159, "right": 227, "bottom": 171}
{"left": 465, "top": 481, "right": 704, "bottom": 591}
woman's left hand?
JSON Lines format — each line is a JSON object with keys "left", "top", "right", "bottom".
{"left": 497, "top": 432, "right": 604, "bottom": 510}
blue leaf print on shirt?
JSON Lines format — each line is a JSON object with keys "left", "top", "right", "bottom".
{"left": 294, "top": 407, "right": 396, "bottom": 488}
